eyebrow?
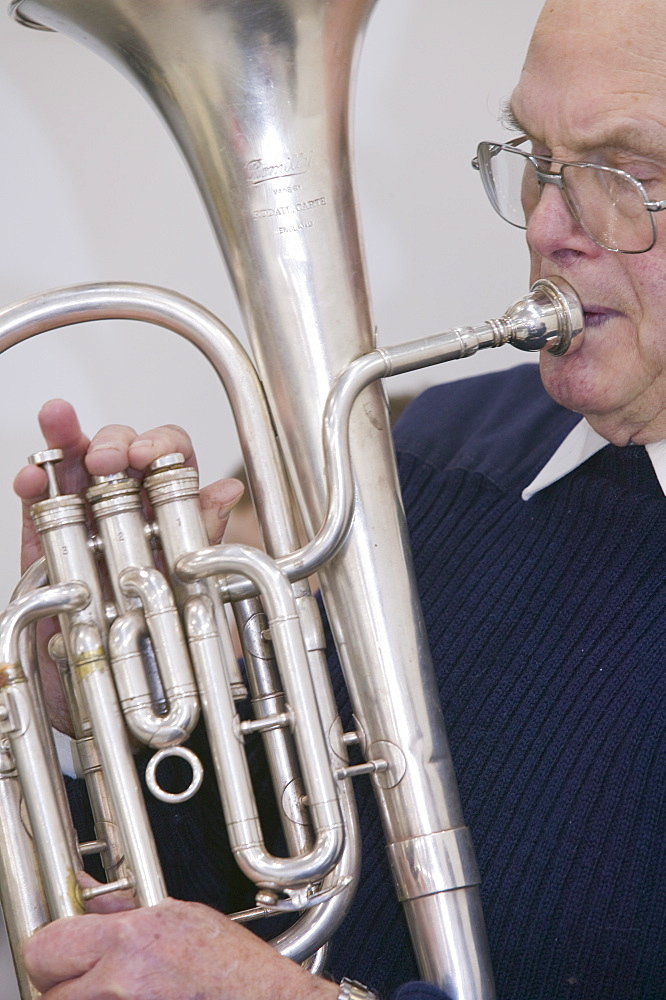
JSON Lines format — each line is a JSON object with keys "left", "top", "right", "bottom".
{"left": 501, "top": 99, "right": 666, "bottom": 161}
{"left": 500, "top": 101, "right": 527, "bottom": 135}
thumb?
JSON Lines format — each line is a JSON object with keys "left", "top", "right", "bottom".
{"left": 200, "top": 477, "right": 246, "bottom": 545}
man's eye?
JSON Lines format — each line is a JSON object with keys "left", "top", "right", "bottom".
{"left": 614, "top": 161, "right": 664, "bottom": 188}
{"left": 632, "top": 176, "right": 661, "bottom": 192}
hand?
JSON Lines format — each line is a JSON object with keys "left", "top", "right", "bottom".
{"left": 13, "top": 399, "right": 245, "bottom": 734}
{"left": 23, "top": 897, "right": 340, "bottom": 1000}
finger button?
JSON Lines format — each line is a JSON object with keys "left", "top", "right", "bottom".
{"left": 28, "top": 448, "right": 65, "bottom": 498}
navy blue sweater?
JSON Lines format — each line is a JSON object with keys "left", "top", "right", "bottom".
{"left": 70, "top": 365, "right": 666, "bottom": 999}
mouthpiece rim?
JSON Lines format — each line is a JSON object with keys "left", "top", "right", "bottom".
{"left": 530, "top": 276, "right": 585, "bottom": 356}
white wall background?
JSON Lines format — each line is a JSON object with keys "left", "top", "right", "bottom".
{"left": 0, "top": 1, "right": 542, "bottom": 995}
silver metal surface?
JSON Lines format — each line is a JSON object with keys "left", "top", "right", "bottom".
{"left": 183, "top": 544, "right": 345, "bottom": 888}
{"left": 145, "top": 746, "right": 204, "bottom": 804}
{"left": 387, "top": 828, "right": 480, "bottom": 900}
{"left": 234, "top": 598, "right": 312, "bottom": 855}
{"left": 337, "top": 977, "right": 380, "bottom": 1000}
{"left": 69, "top": 622, "right": 168, "bottom": 907}
{"left": 0, "top": 258, "right": 582, "bottom": 999}
{"left": 0, "top": 584, "right": 90, "bottom": 925}
{"left": 0, "top": 2, "right": 586, "bottom": 997}
{"left": 0, "top": 743, "right": 44, "bottom": 1000}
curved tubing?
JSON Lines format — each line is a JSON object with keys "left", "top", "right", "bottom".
{"left": 0, "top": 283, "right": 354, "bottom": 588}
{"left": 0, "top": 278, "right": 582, "bottom": 976}
{"left": 0, "top": 286, "right": 484, "bottom": 597}
{"left": 0, "top": 582, "right": 90, "bottom": 920}
{"left": 12, "top": 559, "right": 77, "bottom": 859}
{"left": 0, "top": 280, "right": 581, "bottom": 598}
{"left": 0, "top": 283, "right": 300, "bottom": 563}
{"left": 270, "top": 629, "right": 362, "bottom": 961}
{"left": 109, "top": 567, "right": 200, "bottom": 747}
{"left": 185, "top": 588, "right": 344, "bottom": 887}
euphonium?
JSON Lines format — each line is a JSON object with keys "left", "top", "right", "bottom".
{"left": 0, "top": 3, "right": 584, "bottom": 999}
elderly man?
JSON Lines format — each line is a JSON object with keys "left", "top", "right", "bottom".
{"left": 12, "top": 0, "right": 666, "bottom": 997}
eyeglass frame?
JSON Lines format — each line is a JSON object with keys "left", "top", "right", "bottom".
{"left": 471, "top": 136, "right": 666, "bottom": 254}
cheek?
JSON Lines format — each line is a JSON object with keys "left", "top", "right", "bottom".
{"left": 629, "top": 255, "right": 666, "bottom": 357}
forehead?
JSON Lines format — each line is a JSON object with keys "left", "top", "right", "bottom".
{"left": 511, "top": 0, "right": 666, "bottom": 157}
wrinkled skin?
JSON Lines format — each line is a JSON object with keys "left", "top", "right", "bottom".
{"left": 23, "top": 897, "right": 338, "bottom": 1000}
{"left": 15, "top": 401, "right": 338, "bottom": 1000}
{"left": 511, "top": 0, "right": 666, "bottom": 445}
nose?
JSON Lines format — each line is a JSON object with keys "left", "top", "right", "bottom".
{"left": 526, "top": 178, "right": 600, "bottom": 262}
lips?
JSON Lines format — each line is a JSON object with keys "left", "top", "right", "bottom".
{"left": 538, "top": 274, "right": 624, "bottom": 330}
{"left": 582, "top": 307, "right": 622, "bottom": 328}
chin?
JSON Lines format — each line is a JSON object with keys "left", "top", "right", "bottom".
{"left": 538, "top": 349, "right": 628, "bottom": 418}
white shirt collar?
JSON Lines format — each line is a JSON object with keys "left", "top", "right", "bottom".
{"left": 522, "top": 417, "right": 666, "bottom": 500}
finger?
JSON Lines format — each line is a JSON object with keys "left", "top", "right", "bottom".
{"left": 15, "top": 487, "right": 46, "bottom": 574}
{"left": 14, "top": 399, "right": 90, "bottom": 503}
{"left": 14, "top": 401, "right": 91, "bottom": 573}
{"left": 38, "top": 399, "right": 92, "bottom": 496}
{"left": 127, "top": 424, "right": 197, "bottom": 473}
{"left": 38, "top": 398, "right": 89, "bottom": 454}
{"left": 13, "top": 462, "right": 56, "bottom": 505}
{"left": 84, "top": 423, "right": 138, "bottom": 478}
{"left": 200, "top": 478, "right": 246, "bottom": 544}
{"left": 23, "top": 914, "right": 108, "bottom": 993}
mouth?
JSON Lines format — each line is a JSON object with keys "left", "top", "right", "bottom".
{"left": 583, "top": 306, "right": 622, "bottom": 329}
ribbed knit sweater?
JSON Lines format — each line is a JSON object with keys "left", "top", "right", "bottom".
{"left": 69, "top": 364, "right": 666, "bottom": 1000}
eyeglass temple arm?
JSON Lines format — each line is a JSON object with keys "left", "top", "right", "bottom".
{"left": 471, "top": 137, "right": 527, "bottom": 172}
{"left": 645, "top": 198, "right": 666, "bottom": 213}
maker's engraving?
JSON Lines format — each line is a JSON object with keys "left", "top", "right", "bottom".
{"left": 278, "top": 220, "right": 314, "bottom": 235}
{"left": 252, "top": 195, "right": 328, "bottom": 236}
{"left": 252, "top": 196, "right": 327, "bottom": 223}
{"left": 246, "top": 152, "right": 312, "bottom": 185}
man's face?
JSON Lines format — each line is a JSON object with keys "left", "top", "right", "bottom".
{"left": 511, "top": 0, "right": 666, "bottom": 445}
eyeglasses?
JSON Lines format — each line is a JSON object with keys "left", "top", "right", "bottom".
{"left": 472, "top": 136, "right": 666, "bottom": 253}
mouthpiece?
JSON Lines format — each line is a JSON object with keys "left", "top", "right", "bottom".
{"left": 504, "top": 276, "right": 585, "bottom": 355}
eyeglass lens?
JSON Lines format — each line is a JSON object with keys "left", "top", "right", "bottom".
{"left": 485, "top": 146, "right": 654, "bottom": 252}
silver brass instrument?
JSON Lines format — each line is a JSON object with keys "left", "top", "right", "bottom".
{"left": 0, "top": 3, "right": 585, "bottom": 999}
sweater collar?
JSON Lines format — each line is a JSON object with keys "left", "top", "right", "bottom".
{"left": 522, "top": 418, "right": 666, "bottom": 500}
